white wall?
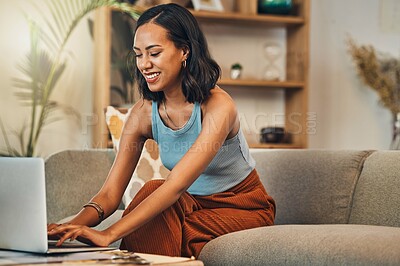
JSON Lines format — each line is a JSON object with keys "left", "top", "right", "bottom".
{"left": 204, "top": 23, "right": 287, "bottom": 144}
{"left": 0, "top": 0, "right": 94, "bottom": 157}
{"left": 309, "top": 0, "right": 400, "bottom": 149}
{"left": 1, "top": 0, "right": 398, "bottom": 156}
{"left": 205, "top": 0, "right": 400, "bottom": 149}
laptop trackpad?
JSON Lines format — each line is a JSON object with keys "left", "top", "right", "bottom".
{"left": 47, "top": 240, "right": 115, "bottom": 254}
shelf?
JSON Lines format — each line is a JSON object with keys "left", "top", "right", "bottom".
{"left": 249, "top": 143, "right": 303, "bottom": 149}
{"left": 93, "top": 1, "right": 309, "bottom": 149}
{"left": 218, "top": 79, "right": 304, "bottom": 89}
{"left": 189, "top": 9, "right": 304, "bottom": 27}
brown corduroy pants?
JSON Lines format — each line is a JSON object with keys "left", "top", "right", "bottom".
{"left": 120, "top": 169, "right": 275, "bottom": 258}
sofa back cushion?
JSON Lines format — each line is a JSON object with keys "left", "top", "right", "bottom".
{"left": 251, "top": 150, "right": 373, "bottom": 225}
{"left": 45, "top": 149, "right": 116, "bottom": 223}
{"left": 349, "top": 151, "right": 400, "bottom": 227}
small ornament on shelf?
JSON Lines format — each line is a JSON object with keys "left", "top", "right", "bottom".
{"left": 263, "top": 41, "right": 282, "bottom": 81}
{"left": 258, "top": 0, "right": 293, "bottom": 15}
{"left": 230, "top": 63, "right": 243, "bottom": 79}
{"left": 260, "top": 127, "right": 287, "bottom": 144}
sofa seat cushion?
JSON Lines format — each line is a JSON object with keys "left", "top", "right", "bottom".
{"left": 199, "top": 224, "right": 400, "bottom": 266}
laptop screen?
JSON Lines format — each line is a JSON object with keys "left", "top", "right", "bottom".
{"left": 0, "top": 157, "right": 48, "bottom": 253}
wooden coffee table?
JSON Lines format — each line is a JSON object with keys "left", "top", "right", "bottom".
{"left": 0, "top": 250, "right": 204, "bottom": 265}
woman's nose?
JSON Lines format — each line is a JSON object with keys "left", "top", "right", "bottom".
{"left": 139, "top": 56, "right": 152, "bottom": 70}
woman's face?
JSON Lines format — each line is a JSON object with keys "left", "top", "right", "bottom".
{"left": 134, "top": 23, "right": 187, "bottom": 94}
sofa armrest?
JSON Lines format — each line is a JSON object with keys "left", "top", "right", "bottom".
{"left": 45, "top": 149, "right": 116, "bottom": 223}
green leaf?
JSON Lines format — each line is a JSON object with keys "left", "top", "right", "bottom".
{"left": 9, "top": 0, "right": 142, "bottom": 156}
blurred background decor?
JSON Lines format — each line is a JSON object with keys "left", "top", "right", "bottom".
{"left": 260, "top": 126, "right": 286, "bottom": 144}
{"left": 0, "top": 0, "right": 141, "bottom": 157}
{"left": 230, "top": 63, "right": 242, "bottom": 79}
{"left": 192, "top": 0, "right": 224, "bottom": 12}
{"left": 262, "top": 41, "right": 282, "bottom": 81}
{"left": 347, "top": 37, "right": 400, "bottom": 149}
{"left": 257, "top": 0, "right": 292, "bottom": 15}
{"left": 89, "top": 8, "right": 137, "bottom": 107}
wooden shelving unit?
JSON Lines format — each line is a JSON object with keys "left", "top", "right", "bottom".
{"left": 218, "top": 79, "right": 304, "bottom": 89}
{"left": 189, "top": 9, "right": 304, "bottom": 26}
{"left": 92, "top": 0, "right": 309, "bottom": 149}
{"left": 193, "top": 0, "right": 310, "bottom": 149}
{"left": 249, "top": 143, "right": 302, "bottom": 149}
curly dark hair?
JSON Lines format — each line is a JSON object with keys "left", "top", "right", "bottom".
{"left": 127, "top": 3, "right": 221, "bottom": 103}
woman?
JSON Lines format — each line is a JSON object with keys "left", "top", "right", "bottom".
{"left": 48, "top": 3, "right": 275, "bottom": 258}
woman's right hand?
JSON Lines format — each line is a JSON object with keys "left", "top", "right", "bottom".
{"left": 47, "top": 223, "right": 65, "bottom": 240}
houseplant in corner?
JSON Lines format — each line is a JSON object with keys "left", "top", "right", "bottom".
{"left": 0, "top": 0, "right": 141, "bottom": 157}
{"left": 348, "top": 37, "right": 400, "bottom": 150}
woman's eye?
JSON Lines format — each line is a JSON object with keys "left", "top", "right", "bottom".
{"left": 135, "top": 54, "right": 143, "bottom": 58}
{"left": 150, "top": 52, "right": 161, "bottom": 57}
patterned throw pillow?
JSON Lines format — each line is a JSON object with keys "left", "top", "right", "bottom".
{"left": 105, "top": 106, "right": 169, "bottom": 208}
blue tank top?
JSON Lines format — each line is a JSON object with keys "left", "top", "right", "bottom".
{"left": 151, "top": 101, "right": 255, "bottom": 195}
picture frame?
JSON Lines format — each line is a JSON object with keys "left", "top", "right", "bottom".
{"left": 191, "top": 0, "right": 224, "bottom": 12}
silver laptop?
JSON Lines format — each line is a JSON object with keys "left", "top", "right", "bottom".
{"left": 0, "top": 157, "right": 115, "bottom": 254}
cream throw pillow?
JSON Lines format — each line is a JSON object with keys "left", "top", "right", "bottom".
{"left": 105, "top": 106, "right": 169, "bottom": 208}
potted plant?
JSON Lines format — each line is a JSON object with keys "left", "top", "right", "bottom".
{"left": 0, "top": 0, "right": 142, "bottom": 157}
{"left": 230, "top": 63, "right": 243, "bottom": 79}
{"left": 347, "top": 37, "right": 400, "bottom": 149}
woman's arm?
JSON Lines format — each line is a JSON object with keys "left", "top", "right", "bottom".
{"left": 104, "top": 88, "right": 238, "bottom": 243}
{"left": 50, "top": 100, "right": 152, "bottom": 229}
{"left": 50, "top": 89, "right": 238, "bottom": 246}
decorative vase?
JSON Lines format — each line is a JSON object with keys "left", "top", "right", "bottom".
{"left": 263, "top": 42, "right": 282, "bottom": 81}
{"left": 230, "top": 63, "right": 242, "bottom": 79}
{"left": 260, "top": 127, "right": 286, "bottom": 143}
{"left": 230, "top": 69, "right": 241, "bottom": 79}
{"left": 390, "top": 112, "right": 400, "bottom": 150}
{"left": 258, "top": 0, "right": 292, "bottom": 15}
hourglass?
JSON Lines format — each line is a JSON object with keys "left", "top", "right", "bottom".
{"left": 262, "top": 42, "right": 282, "bottom": 81}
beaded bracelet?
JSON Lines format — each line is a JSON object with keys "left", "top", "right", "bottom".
{"left": 83, "top": 201, "right": 105, "bottom": 221}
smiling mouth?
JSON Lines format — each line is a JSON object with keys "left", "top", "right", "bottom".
{"left": 145, "top": 72, "right": 160, "bottom": 79}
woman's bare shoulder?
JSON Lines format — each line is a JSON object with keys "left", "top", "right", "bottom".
{"left": 125, "top": 99, "right": 153, "bottom": 138}
{"left": 128, "top": 99, "right": 152, "bottom": 115}
{"left": 203, "top": 86, "right": 236, "bottom": 113}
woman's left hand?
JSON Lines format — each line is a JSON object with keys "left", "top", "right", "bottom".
{"left": 48, "top": 224, "right": 111, "bottom": 247}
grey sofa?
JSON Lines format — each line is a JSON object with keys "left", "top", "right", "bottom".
{"left": 45, "top": 149, "right": 400, "bottom": 265}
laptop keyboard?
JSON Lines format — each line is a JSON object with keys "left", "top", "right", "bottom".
{"left": 48, "top": 240, "right": 90, "bottom": 248}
